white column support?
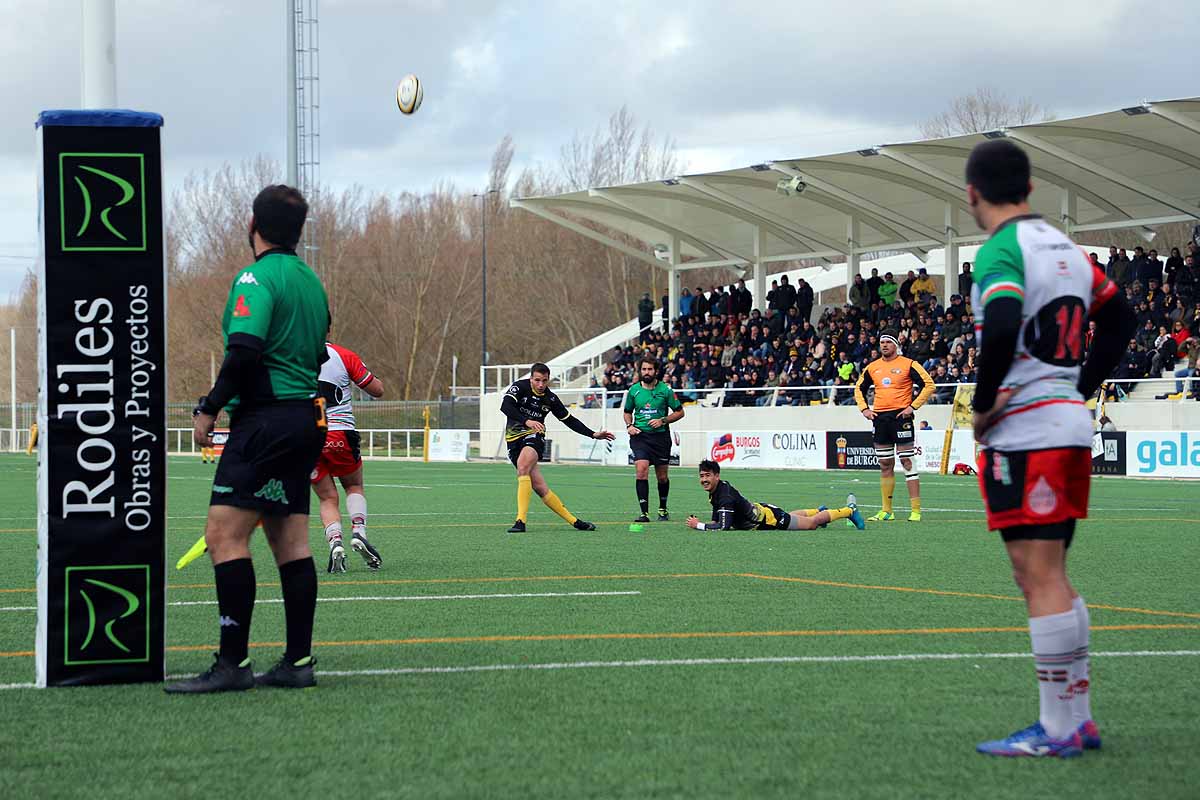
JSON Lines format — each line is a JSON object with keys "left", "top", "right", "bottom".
{"left": 1061, "top": 189, "right": 1076, "bottom": 237}
{"left": 668, "top": 234, "right": 681, "bottom": 326}
{"left": 752, "top": 226, "right": 768, "bottom": 314}
{"left": 9, "top": 327, "right": 15, "bottom": 452}
{"left": 944, "top": 204, "right": 959, "bottom": 308}
{"left": 1005, "top": 129, "right": 1199, "bottom": 218}
{"left": 845, "top": 217, "right": 860, "bottom": 307}
{"left": 81, "top": 0, "right": 117, "bottom": 107}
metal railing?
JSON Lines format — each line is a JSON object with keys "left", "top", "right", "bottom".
{"left": 165, "top": 427, "right": 479, "bottom": 458}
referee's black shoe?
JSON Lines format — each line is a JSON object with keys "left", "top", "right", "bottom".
{"left": 633, "top": 513, "right": 651, "bottom": 523}
{"left": 573, "top": 519, "right": 596, "bottom": 531}
{"left": 507, "top": 520, "right": 526, "bottom": 533}
{"left": 256, "top": 655, "right": 316, "bottom": 689}
{"left": 164, "top": 653, "right": 253, "bottom": 694}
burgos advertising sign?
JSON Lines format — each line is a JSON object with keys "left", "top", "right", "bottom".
{"left": 706, "top": 431, "right": 825, "bottom": 469}
{"left": 1129, "top": 431, "right": 1200, "bottom": 478}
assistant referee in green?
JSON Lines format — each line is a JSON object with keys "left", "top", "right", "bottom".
{"left": 623, "top": 356, "right": 685, "bottom": 521}
{"left": 166, "top": 185, "right": 330, "bottom": 694}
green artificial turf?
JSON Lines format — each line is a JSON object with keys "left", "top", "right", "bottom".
{"left": 0, "top": 454, "right": 1196, "bottom": 798}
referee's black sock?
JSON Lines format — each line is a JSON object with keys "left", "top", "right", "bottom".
{"left": 636, "top": 479, "right": 649, "bottom": 514}
{"left": 214, "top": 558, "right": 255, "bottom": 666}
{"left": 279, "top": 557, "right": 318, "bottom": 664}
{"left": 657, "top": 479, "right": 670, "bottom": 510}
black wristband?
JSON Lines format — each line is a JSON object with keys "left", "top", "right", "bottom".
{"left": 194, "top": 395, "right": 218, "bottom": 417}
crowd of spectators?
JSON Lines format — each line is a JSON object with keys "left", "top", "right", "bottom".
{"left": 589, "top": 268, "right": 979, "bottom": 407}
{"left": 586, "top": 240, "right": 1200, "bottom": 408}
{"left": 1102, "top": 242, "right": 1200, "bottom": 399}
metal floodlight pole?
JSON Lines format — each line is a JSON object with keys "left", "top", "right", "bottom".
{"left": 9, "top": 328, "right": 15, "bottom": 452}
{"left": 285, "top": 0, "right": 298, "bottom": 187}
{"left": 474, "top": 189, "right": 499, "bottom": 370}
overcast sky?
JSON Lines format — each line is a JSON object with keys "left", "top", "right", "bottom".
{"left": 1, "top": 0, "right": 1195, "bottom": 298}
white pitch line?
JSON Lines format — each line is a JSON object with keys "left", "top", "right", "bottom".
{"left": 2, "top": 649, "right": 1198, "bottom": 690}
{"left": 0, "top": 590, "right": 641, "bottom": 612}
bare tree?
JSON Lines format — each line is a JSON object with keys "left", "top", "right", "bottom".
{"left": 919, "top": 87, "right": 1054, "bottom": 139}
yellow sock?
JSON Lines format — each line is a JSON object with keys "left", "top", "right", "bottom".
{"left": 881, "top": 475, "right": 895, "bottom": 513}
{"left": 801, "top": 508, "right": 820, "bottom": 517}
{"left": 516, "top": 476, "right": 532, "bottom": 522}
{"left": 827, "top": 507, "right": 852, "bottom": 522}
{"left": 541, "top": 491, "right": 577, "bottom": 525}
{"left": 910, "top": 496, "right": 921, "bottom": 513}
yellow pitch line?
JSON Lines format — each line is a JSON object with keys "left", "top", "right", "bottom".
{"left": 0, "top": 572, "right": 741, "bottom": 595}
{"left": 4, "top": 622, "right": 1196, "bottom": 659}
{"left": 742, "top": 573, "right": 1200, "bottom": 620}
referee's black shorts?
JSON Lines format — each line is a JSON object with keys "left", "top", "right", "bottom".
{"left": 630, "top": 430, "right": 672, "bottom": 465}
{"left": 872, "top": 409, "right": 914, "bottom": 448}
{"left": 211, "top": 400, "right": 326, "bottom": 516}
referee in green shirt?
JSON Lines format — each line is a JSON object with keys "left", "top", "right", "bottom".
{"left": 166, "top": 185, "right": 330, "bottom": 694}
{"left": 623, "top": 356, "right": 685, "bottom": 521}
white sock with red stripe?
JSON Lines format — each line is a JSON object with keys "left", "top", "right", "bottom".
{"left": 347, "top": 492, "right": 368, "bottom": 538}
{"left": 324, "top": 521, "right": 343, "bottom": 546}
{"left": 1071, "top": 596, "right": 1092, "bottom": 724}
{"left": 1029, "top": 609, "right": 1078, "bottom": 739}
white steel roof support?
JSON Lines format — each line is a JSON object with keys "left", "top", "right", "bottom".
{"left": 511, "top": 200, "right": 662, "bottom": 267}
{"left": 677, "top": 177, "right": 845, "bottom": 256}
{"left": 1005, "top": 129, "right": 1199, "bottom": 218}
{"left": 1146, "top": 103, "right": 1200, "bottom": 137}
{"left": 589, "top": 188, "right": 754, "bottom": 263}
{"left": 769, "top": 162, "right": 945, "bottom": 242}
{"left": 875, "top": 146, "right": 965, "bottom": 194}
{"left": 944, "top": 204, "right": 959, "bottom": 308}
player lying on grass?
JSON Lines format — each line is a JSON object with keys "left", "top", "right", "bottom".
{"left": 685, "top": 460, "right": 865, "bottom": 531}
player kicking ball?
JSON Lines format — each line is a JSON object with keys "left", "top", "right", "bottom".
{"left": 501, "top": 363, "right": 615, "bottom": 533}
{"left": 685, "top": 460, "right": 865, "bottom": 531}
{"left": 311, "top": 342, "right": 384, "bottom": 572}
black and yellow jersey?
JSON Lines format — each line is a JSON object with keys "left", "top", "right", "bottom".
{"left": 708, "top": 480, "right": 787, "bottom": 530}
{"left": 854, "top": 356, "right": 934, "bottom": 412}
{"left": 501, "top": 379, "right": 594, "bottom": 442}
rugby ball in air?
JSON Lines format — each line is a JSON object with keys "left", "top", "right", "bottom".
{"left": 396, "top": 74, "right": 423, "bottom": 115}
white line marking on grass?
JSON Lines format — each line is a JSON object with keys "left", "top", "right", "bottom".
{"left": 0, "top": 590, "right": 641, "bottom": 612}
{"left": 2, "top": 649, "right": 1197, "bottom": 690}
{"left": 239, "top": 649, "right": 1200, "bottom": 680}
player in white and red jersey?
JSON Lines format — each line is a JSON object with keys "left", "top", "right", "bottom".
{"left": 311, "top": 342, "right": 385, "bottom": 572}
{"left": 966, "top": 140, "right": 1134, "bottom": 759}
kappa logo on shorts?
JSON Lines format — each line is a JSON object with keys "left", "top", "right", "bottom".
{"left": 212, "top": 484, "right": 234, "bottom": 494}
{"left": 253, "top": 478, "right": 288, "bottom": 504}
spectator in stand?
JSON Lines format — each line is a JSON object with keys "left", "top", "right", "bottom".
{"left": 1142, "top": 249, "right": 1163, "bottom": 287}
{"left": 849, "top": 274, "right": 870, "bottom": 311}
{"left": 693, "top": 286, "right": 709, "bottom": 318}
{"left": 1130, "top": 246, "right": 1149, "bottom": 285}
{"left": 735, "top": 278, "right": 753, "bottom": 316}
{"left": 795, "top": 277, "right": 814, "bottom": 323}
{"left": 898, "top": 270, "right": 917, "bottom": 305}
{"left": 1109, "top": 247, "right": 1132, "bottom": 287}
{"left": 1177, "top": 255, "right": 1198, "bottom": 306}
{"left": 912, "top": 268, "right": 936, "bottom": 303}
{"left": 878, "top": 272, "right": 898, "bottom": 307}
{"left": 867, "top": 268, "right": 884, "bottom": 304}
{"left": 766, "top": 279, "right": 780, "bottom": 311}
{"left": 1135, "top": 319, "right": 1158, "bottom": 351}
{"left": 958, "top": 261, "right": 973, "bottom": 298}
{"left": 777, "top": 274, "right": 797, "bottom": 314}
{"left": 931, "top": 365, "right": 954, "bottom": 404}
{"left": 1165, "top": 247, "right": 1184, "bottom": 287}
{"left": 637, "top": 292, "right": 654, "bottom": 338}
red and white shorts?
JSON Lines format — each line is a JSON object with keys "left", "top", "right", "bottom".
{"left": 310, "top": 429, "right": 362, "bottom": 483}
{"left": 976, "top": 447, "right": 1091, "bottom": 531}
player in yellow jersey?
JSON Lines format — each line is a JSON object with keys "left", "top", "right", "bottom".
{"left": 854, "top": 333, "right": 934, "bottom": 521}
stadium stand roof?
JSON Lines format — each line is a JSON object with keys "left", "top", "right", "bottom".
{"left": 512, "top": 97, "right": 1200, "bottom": 311}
